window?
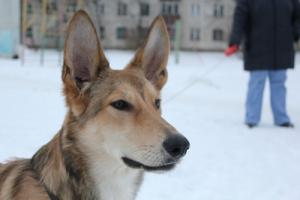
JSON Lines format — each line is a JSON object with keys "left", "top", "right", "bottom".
{"left": 99, "top": 4, "right": 105, "bottom": 15}
{"left": 100, "top": 26, "right": 105, "bottom": 39}
{"left": 167, "top": 4, "right": 172, "bottom": 14}
{"left": 118, "top": 2, "right": 127, "bottom": 16}
{"left": 162, "top": 3, "right": 167, "bottom": 14}
{"left": 139, "top": 27, "right": 148, "bottom": 38}
{"left": 191, "top": 4, "right": 200, "bottom": 17}
{"left": 190, "top": 28, "right": 200, "bottom": 41}
{"left": 116, "top": 27, "right": 127, "bottom": 39}
{"left": 67, "top": 3, "right": 77, "bottom": 12}
{"left": 214, "top": 4, "right": 224, "bottom": 18}
{"left": 27, "top": 3, "right": 33, "bottom": 14}
{"left": 47, "top": 2, "right": 57, "bottom": 15}
{"left": 213, "top": 29, "right": 224, "bottom": 41}
{"left": 63, "top": 14, "right": 68, "bottom": 23}
{"left": 161, "top": 2, "right": 179, "bottom": 15}
{"left": 140, "top": 3, "right": 150, "bottom": 16}
{"left": 174, "top": 4, "right": 178, "bottom": 15}
{"left": 26, "top": 27, "right": 33, "bottom": 38}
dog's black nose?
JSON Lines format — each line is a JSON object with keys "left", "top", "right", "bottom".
{"left": 163, "top": 135, "right": 190, "bottom": 159}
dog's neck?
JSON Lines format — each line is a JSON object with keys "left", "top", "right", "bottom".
{"left": 87, "top": 150, "right": 143, "bottom": 200}
{"left": 30, "top": 113, "right": 143, "bottom": 200}
{"left": 30, "top": 129, "right": 96, "bottom": 199}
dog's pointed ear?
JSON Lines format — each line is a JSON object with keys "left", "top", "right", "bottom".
{"left": 128, "top": 16, "right": 170, "bottom": 90}
{"left": 62, "top": 10, "right": 109, "bottom": 116}
{"left": 63, "top": 10, "right": 109, "bottom": 89}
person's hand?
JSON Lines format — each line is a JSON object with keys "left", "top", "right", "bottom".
{"left": 225, "top": 45, "right": 239, "bottom": 56}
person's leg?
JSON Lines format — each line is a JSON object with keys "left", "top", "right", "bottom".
{"left": 245, "top": 70, "right": 268, "bottom": 125}
{"left": 269, "top": 70, "right": 291, "bottom": 125}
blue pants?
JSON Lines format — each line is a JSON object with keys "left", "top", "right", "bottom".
{"left": 245, "top": 70, "right": 291, "bottom": 125}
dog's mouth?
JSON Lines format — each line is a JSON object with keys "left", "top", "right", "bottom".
{"left": 122, "top": 157, "right": 176, "bottom": 171}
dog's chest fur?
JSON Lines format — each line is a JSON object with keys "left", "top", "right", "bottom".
{"left": 89, "top": 159, "right": 144, "bottom": 200}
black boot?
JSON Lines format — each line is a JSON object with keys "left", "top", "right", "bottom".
{"left": 278, "top": 122, "right": 294, "bottom": 128}
{"left": 246, "top": 123, "right": 257, "bottom": 128}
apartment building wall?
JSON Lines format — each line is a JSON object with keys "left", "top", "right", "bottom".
{"left": 21, "top": 0, "right": 237, "bottom": 51}
{"left": 94, "top": 0, "right": 161, "bottom": 49}
{"left": 181, "top": 0, "right": 235, "bottom": 50}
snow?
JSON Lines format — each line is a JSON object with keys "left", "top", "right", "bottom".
{"left": 0, "top": 50, "right": 300, "bottom": 200}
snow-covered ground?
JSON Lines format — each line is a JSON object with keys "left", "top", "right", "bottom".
{"left": 0, "top": 50, "right": 300, "bottom": 200}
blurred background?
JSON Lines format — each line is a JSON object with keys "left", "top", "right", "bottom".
{"left": 0, "top": 1, "right": 300, "bottom": 200}
{"left": 1, "top": 0, "right": 299, "bottom": 59}
{"left": 0, "top": 0, "right": 235, "bottom": 55}
{"left": 1, "top": 0, "right": 237, "bottom": 60}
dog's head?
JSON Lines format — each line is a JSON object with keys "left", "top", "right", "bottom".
{"left": 62, "top": 10, "right": 189, "bottom": 172}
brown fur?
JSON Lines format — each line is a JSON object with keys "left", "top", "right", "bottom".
{"left": 0, "top": 10, "right": 188, "bottom": 200}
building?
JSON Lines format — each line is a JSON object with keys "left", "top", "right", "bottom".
{"left": 0, "top": 0, "right": 20, "bottom": 57}
{"left": 181, "top": 0, "right": 235, "bottom": 50}
{"left": 21, "top": 0, "right": 236, "bottom": 51}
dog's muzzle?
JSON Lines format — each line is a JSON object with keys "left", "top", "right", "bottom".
{"left": 163, "top": 134, "right": 190, "bottom": 159}
{"left": 122, "top": 134, "right": 189, "bottom": 171}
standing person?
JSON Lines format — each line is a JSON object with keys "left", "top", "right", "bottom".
{"left": 225, "top": 0, "right": 300, "bottom": 128}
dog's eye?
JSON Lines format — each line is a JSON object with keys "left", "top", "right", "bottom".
{"left": 111, "top": 100, "right": 132, "bottom": 111}
{"left": 155, "top": 99, "right": 161, "bottom": 109}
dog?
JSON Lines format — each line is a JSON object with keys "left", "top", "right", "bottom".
{"left": 0, "top": 10, "right": 189, "bottom": 200}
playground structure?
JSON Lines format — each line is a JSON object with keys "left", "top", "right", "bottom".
{"left": 20, "top": 0, "right": 88, "bottom": 65}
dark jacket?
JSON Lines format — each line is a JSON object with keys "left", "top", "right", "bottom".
{"left": 229, "top": 0, "right": 300, "bottom": 71}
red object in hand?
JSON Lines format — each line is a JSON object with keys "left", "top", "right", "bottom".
{"left": 225, "top": 45, "right": 239, "bottom": 56}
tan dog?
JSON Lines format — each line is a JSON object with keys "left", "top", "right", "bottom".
{"left": 0, "top": 10, "right": 189, "bottom": 200}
